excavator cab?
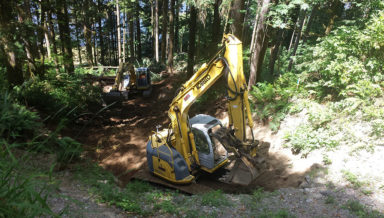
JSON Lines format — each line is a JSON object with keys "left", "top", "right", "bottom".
{"left": 190, "top": 115, "right": 228, "bottom": 171}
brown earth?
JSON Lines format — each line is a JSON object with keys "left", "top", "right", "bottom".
{"left": 71, "top": 75, "right": 313, "bottom": 194}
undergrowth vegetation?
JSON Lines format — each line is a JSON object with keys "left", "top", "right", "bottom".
{"left": 0, "top": 65, "right": 98, "bottom": 217}
{"left": 0, "top": 94, "right": 84, "bottom": 216}
{"left": 14, "top": 67, "right": 102, "bottom": 120}
{"left": 250, "top": 11, "right": 384, "bottom": 156}
{"left": 0, "top": 151, "right": 54, "bottom": 217}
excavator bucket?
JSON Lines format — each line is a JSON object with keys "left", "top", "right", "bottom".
{"left": 226, "top": 157, "right": 260, "bottom": 186}
{"left": 219, "top": 146, "right": 269, "bottom": 186}
{"left": 226, "top": 150, "right": 269, "bottom": 185}
{"left": 212, "top": 127, "right": 270, "bottom": 186}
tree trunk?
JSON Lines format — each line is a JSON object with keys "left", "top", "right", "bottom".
{"left": 17, "top": 0, "right": 39, "bottom": 76}
{"left": 248, "top": 0, "right": 270, "bottom": 88}
{"left": 0, "top": 1, "right": 24, "bottom": 85}
{"left": 57, "top": 0, "right": 74, "bottom": 73}
{"left": 167, "top": 0, "right": 175, "bottom": 73}
{"left": 161, "top": 0, "right": 168, "bottom": 63}
{"left": 230, "top": 0, "right": 245, "bottom": 39}
{"left": 37, "top": 0, "right": 46, "bottom": 59}
{"left": 98, "top": 0, "right": 105, "bottom": 65}
{"left": 303, "top": 4, "right": 318, "bottom": 43}
{"left": 151, "top": 0, "right": 155, "bottom": 57}
{"left": 82, "top": 0, "right": 94, "bottom": 66}
{"left": 136, "top": 1, "right": 142, "bottom": 61}
{"left": 187, "top": 6, "right": 197, "bottom": 77}
{"left": 174, "top": 0, "right": 179, "bottom": 53}
{"left": 241, "top": 0, "right": 251, "bottom": 42}
{"left": 325, "top": 0, "right": 343, "bottom": 35}
{"left": 116, "top": 0, "right": 122, "bottom": 64}
{"left": 210, "top": 0, "right": 221, "bottom": 53}
{"left": 268, "top": 28, "right": 283, "bottom": 76}
{"left": 43, "top": 16, "right": 51, "bottom": 59}
{"left": 288, "top": 10, "right": 301, "bottom": 53}
{"left": 123, "top": 14, "right": 126, "bottom": 62}
{"left": 74, "top": 13, "right": 82, "bottom": 64}
{"left": 40, "top": 0, "right": 51, "bottom": 60}
{"left": 249, "top": 13, "right": 260, "bottom": 56}
{"left": 93, "top": 22, "right": 97, "bottom": 64}
{"left": 155, "top": 0, "right": 159, "bottom": 62}
{"left": 288, "top": 10, "right": 306, "bottom": 71}
{"left": 129, "top": 15, "right": 135, "bottom": 62}
{"left": 47, "top": 10, "right": 59, "bottom": 71}
{"left": 110, "top": 9, "right": 117, "bottom": 65}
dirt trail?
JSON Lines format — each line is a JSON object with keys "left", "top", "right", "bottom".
{"left": 74, "top": 75, "right": 313, "bottom": 194}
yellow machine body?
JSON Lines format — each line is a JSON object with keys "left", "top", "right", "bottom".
{"left": 146, "top": 35, "right": 262, "bottom": 185}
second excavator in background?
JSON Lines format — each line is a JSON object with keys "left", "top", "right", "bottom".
{"left": 104, "top": 62, "right": 152, "bottom": 102}
{"left": 145, "top": 34, "right": 270, "bottom": 186}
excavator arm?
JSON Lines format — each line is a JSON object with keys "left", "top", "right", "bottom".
{"left": 168, "top": 35, "right": 255, "bottom": 169}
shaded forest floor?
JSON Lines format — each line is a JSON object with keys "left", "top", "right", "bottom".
{"left": 44, "top": 74, "right": 384, "bottom": 217}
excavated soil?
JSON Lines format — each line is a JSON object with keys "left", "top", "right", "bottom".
{"left": 71, "top": 75, "right": 313, "bottom": 194}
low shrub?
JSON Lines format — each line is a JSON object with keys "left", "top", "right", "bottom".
{"left": 343, "top": 200, "right": 382, "bottom": 218}
{"left": 284, "top": 125, "right": 339, "bottom": 156}
{"left": 0, "top": 143, "right": 54, "bottom": 217}
{"left": 250, "top": 72, "right": 302, "bottom": 131}
{"left": 201, "top": 190, "right": 230, "bottom": 207}
{"left": 0, "top": 92, "right": 41, "bottom": 141}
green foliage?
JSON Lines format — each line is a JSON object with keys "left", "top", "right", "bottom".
{"left": 325, "top": 196, "right": 335, "bottom": 204}
{"left": 0, "top": 143, "right": 54, "bottom": 217}
{"left": 185, "top": 209, "right": 200, "bottom": 218}
{"left": 371, "top": 119, "right": 384, "bottom": 138}
{"left": 250, "top": 72, "right": 300, "bottom": 131}
{"left": 252, "top": 187, "right": 266, "bottom": 202}
{"left": 0, "top": 67, "right": 8, "bottom": 92}
{"left": 201, "top": 190, "right": 230, "bottom": 207}
{"left": 330, "top": 97, "right": 364, "bottom": 115}
{"left": 342, "top": 170, "right": 363, "bottom": 188}
{"left": 74, "top": 163, "right": 153, "bottom": 215}
{"left": 284, "top": 125, "right": 339, "bottom": 156}
{"left": 154, "top": 200, "right": 178, "bottom": 214}
{"left": 307, "top": 104, "right": 333, "bottom": 129}
{"left": 0, "top": 92, "right": 40, "bottom": 140}
{"left": 362, "top": 104, "right": 384, "bottom": 121}
{"left": 296, "top": 12, "right": 384, "bottom": 100}
{"left": 116, "top": 199, "right": 142, "bottom": 213}
{"left": 126, "top": 180, "right": 152, "bottom": 193}
{"left": 322, "top": 154, "right": 332, "bottom": 165}
{"left": 55, "top": 136, "right": 83, "bottom": 164}
{"left": 343, "top": 200, "right": 383, "bottom": 218}
{"left": 0, "top": 88, "right": 81, "bottom": 163}
{"left": 15, "top": 68, "right": 102, "bottom": 119}
{"left": 259, "top": 209, "right": 296, "bottom": 218}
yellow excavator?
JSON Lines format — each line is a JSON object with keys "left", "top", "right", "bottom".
{"left": 146, "top": 34, "right": 269, "bottom": 186}
{"left": 104, "top": 62, "right": 152, "bottom": 102}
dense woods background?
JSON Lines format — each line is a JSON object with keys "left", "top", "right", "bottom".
{"left": 2, "top": 0, "right": 383, "bottom": 85}
{"left": 1, "top": 0, "right": 384, "bottom": 216}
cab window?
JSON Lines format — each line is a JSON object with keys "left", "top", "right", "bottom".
{"left": 192, "top": 128, "right": 210, "bottom": 154}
